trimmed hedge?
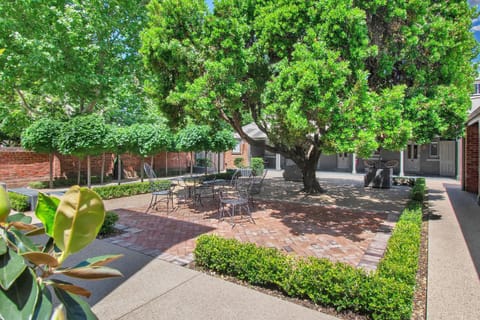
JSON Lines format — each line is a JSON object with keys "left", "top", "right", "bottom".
{"left": 411, "top": 178, "right": 426, "bottom": 201}
{"left": 8, "top": 192, "right": 30, "bottom": 212}
{"left": 92, "top": 181, "right": 170, "bottom": 200}
{"left": 98, "top": 211, "right": 119, "bottom": 236}
{"left": 194, "top": 179, "right": 427, "bottom": 319}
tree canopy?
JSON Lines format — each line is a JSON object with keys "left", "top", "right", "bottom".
{"left": 0, "top": 0, "right": 150, "bottom": 137}
{"left": 141, "top": 0, "right": 478, "bottom": 193}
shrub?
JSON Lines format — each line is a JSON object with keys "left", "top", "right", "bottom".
{"left": 7, "top": 192, "right": 30, "bottom": 212}
{"left": 195, "top": 192, "right": 425, "bottom": 319}
{"left": 196, "top": 157, "right": 212, "bottom": 167}
{"left": 411, "top": 178, "right": 426, "bottom": 201}
{"left": 251, "top": 157, "right": 264, "bottom": 176}
{"left": 98, "top": 211, "right": 119, "bottom": 236}
{"left": 28, "top": 181, "right": 49, "bottom": 189}
{"left": 92, "top": 181, "right": 165, "bottom": 199}
{"left": 234, "top": 157, "right": 245, "bottom": 168}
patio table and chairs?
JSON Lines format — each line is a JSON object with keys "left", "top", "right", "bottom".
{"left": 218, "top": 174, "right": 255, "bottom": 226}
{"left": 144, "top": 163, "right": 175, "bottom": 213}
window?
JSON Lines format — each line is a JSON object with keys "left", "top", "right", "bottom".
{"left": 474, "top": 83, "right": 480, "bottom": 94}
{"left": 429, "top": 142, "right": 439, "bottom": 158}
{"left": 232, "top": 140, "right": 241, "bottom": 154}
{"left": 407, "top": 144, "right": 418, "bottom": 159}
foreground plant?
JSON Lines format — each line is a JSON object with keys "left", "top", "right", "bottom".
{"left": 0, "top": 186, "right": 123, "bottom": 319}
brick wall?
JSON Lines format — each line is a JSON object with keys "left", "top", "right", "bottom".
{"left": 224, "top": 140, "right": 249, "bottom": 168}
{"left": 0, "top": 148, "right": 191, "bottom": 188}
{"left": 465, "top": 123, "right": 479, "bottom": 194}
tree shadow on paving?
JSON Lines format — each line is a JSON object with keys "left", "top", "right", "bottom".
{"left": 113, "top": 208, "right": 215, "bottom": 254}
{"left": 260, "top": 177, "right": 410, "bottom": 214}
{"left": 264, "top": 200, "right": 389, "bottom": 243}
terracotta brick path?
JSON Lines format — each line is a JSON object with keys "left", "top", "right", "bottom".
{"left": 105, "top": 195, "right": 399, "bottom": 271}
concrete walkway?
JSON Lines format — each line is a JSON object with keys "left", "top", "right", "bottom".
{"left": 22, "top": 172, "right": 480, "bottom": 319}
{"left": 426, "top": 179, "right": 480, "bottom": 320}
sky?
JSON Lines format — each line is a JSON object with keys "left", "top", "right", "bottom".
{"left": 470, "top": 1, "right": 480, "bottom": 42}
{"left": 205, "top": 0, "right": 213, "bottom": 11}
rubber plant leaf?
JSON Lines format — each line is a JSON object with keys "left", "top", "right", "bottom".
{"left": 7, "top": 212, "right": 32, "bottom": 224}
{"left": 51, "top": 305, "right": 66, "bottom": 320}
{"left": 56, "top": 266, "right": 123, "bottom": 280}
{"left": 0, "top": 247, "right": 27, "bottom": 290}
{"left": 33, "top": 284, "right": 53, "bottom": 320}
{"left": 0, "top": 239, "right": 6, "bottom": 255}
{"left": 8, "top": 228, "right": 38, "bottom": 254}
{"left": 49, "top": 279, "right": 91, "bottom": 298}
{"left": 73, "top": 254, "right": 124, "bottom": 268}
{"left": 53, "top": 286, "right": 98, "bottom": 320}
{"left": 0, "top": 268, "right": 39, "bottom": 320}
{"left": 53, "top": 186, "right": 105, "bottom": 263}
{"left": 35, "top": 192, "right": 60, "bottom": 237}
{"left": 22, "top": 252, "right": 59, "bottom": 268}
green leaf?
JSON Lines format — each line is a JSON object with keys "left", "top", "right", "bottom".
{"left": 0, "top": 248, "right": 27, "bottom": 290}
{"left": 35, "top": 192, "right": 60, "bottom": 237}
{"left": 53, "top": 287, "right": 98, "bottom": 320}
{"left": 73, "top": 254, "right": 123, "bottom": 268}
{"left": 33, "top": 284, "right": 53, "bottom": 320}
{"left": 8, "top": 229, "right": 39, "bottom": 254}
{"left": 53, "top": 186, "right": 105, "bottom": 263}
{"left": 56, "top": 266, "right": 123, "bottom": 280}
{"left": 0, "top": 239, "right": 6, "bottom": 255}
{"left": 7, "top": 213, "right": 32, "bottom": 224}
{"left": 0, "top": 268, "right": 39, "bottom": 320}
{"left": 51, "top": 305, "right": 67, "bottom": 320}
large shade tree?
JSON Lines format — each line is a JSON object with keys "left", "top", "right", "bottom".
{"left": 141, "top": 0, "right": 477, "bottom": 193}
{"left": 0, "top": 1, "right": 148, "bottom": 120}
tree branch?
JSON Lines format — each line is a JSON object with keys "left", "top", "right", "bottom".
{"left": 14, "top": 88, "right": 36, "bottom": 115}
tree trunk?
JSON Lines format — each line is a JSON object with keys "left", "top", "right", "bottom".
{"left": 165, "top": 152, "right": 168, "bottom": 177}
{"left": 100, "top": 153, "right": 105, "bottom": 184}
{"left": 140, "top": 157, "right": 145, "bottom": 182}
{"left": 190, "top": 151, "right": 193, "bottom": 176}
{"left": 117, "top": 154, "right": 122, "bottom": 185}
{"left": 77, "top": 158, "right": 81, "bottom": 185}
{"left": 49, "top": 153, "right": 53, "bottom": 189}
{"left": 87, "top": 155, "right": 92, "bottom": 189}
{"left": 301, "top": 159, "right": 325, "bottom": 194}
{"left": 300, "top": 149, "right": 324, "bottom": 194}
{"left": 217, "top": 152, "right": 221, "bottom": 174}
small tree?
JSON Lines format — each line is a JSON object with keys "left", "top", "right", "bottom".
{"left": 57, "top": 115, "right": 107, "bottom": 188}
{"left": 129, "top": 123, "right": 173, "bottom": 181}
{"left": 176, "top": 125, "right": 211, "bottom": 175}
{"left": 21, "top": 118, "right": 62, "bottom": 188}
{"left": 210, "top": 128, "right": 236, "bottom": 173}
{"left": 104, "top": 125, "right": 133, "bottom": 185}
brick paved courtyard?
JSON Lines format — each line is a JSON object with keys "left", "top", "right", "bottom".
{"left": 105, "top": 190, "right": 401, "bottom": 271}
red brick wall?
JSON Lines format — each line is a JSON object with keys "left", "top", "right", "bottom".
{"left": 0, "top": 147, "right": 191, "bottom": 188}
{"left": 465, "top": 123, "right": 479, "bottom": 194}
{"left": 224, "top": 140, "right": 249, "bottom": 168}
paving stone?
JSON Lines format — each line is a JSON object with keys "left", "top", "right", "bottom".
{"left": 111, "top": 197, "right": 398, "bottom": 270}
